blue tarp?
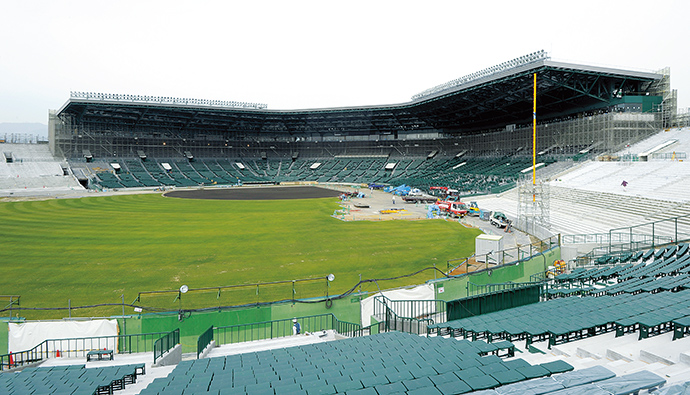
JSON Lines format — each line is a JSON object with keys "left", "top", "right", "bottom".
{"left": 385, "top": 184, "right": 412, "bottom": 195}
{"left": 653, "top": 381, "right": 690, "bottom": 395}
{"left": 495, "top": 377, "right": 564, "bottom": 394}
{"left": 553, "top": 365, "right": 615, "bottom": 388}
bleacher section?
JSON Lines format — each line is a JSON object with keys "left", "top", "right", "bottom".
{"left": 426, "top": 247, "right": 690, "bottom": 353}
{"left": 431, "top": 289, "right": 690, "bottom": 350}
{"left": 0, "top": 143, "right": 82, "bottom": 194}
{"left": 135, "top": 331, "right": 672, "bottom": 395}
{"left": 550, "top": 244, "right": 690, "bottom": 296}
{"left": 141, "top": 332, "right": 553, "bottom": 394}
{"left": 126, "top": 160, "right": 167, "bottom": 187}
{"left": 83, "top": 155, "right": 559, "bottom": 194}
{"left": 427, "top": 243, "right": 690, "bottom": 359}
{"left": 389, "top": 156, "right": 557, "bottom": 196}
{"left": 0, "top": 363, "right": 145, "bottom": 395}
{"left": 552, "top": 127, "right": 690, "bottom": 203}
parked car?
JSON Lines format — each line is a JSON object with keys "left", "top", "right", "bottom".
{"left": 489, "top": 211, "right": 511, "bottom": 228}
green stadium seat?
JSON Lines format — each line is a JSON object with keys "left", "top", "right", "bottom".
{"left": 540, "top": 360, "right": 575, "bottom": 375}
{"left": 464, "top": 374, "right": 500, "bottom": 391}
{"left": 491, "top": 369, "right": 526, "bottom": 385}
{"left": 406, "top": 387, "right": 444, "bottom": 395}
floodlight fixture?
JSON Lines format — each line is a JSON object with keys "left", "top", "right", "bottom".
{"left": 412, "top": 50, "right": 549, "bottom": 100}
{"left": 69, "top": 91, "right": 268, "bottom": 110}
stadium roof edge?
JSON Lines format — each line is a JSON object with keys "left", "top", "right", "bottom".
{"left": 409, "top": 59, "right": 663, "bottom": 103}
{"left": 56, "top": 94, "right": 428, "bottom": 117}
{"left": 543, "top": 60, "right": 662, "bottom": 80}
{"left": 54, "top": 60, "right": 665, "bottom": 119}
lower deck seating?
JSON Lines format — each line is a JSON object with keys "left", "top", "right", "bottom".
{"left": 0, "top": 363, "right": 145, "bottom": 395}
{"left": 430, "top": 289, "right": 690, "bottom": 348}
{"left": 139, "top": 332, "right": 666, "bottom": 394}
{"left": 83, "top": 154, "right": 559, "bottom": 192}
{"left": 140, "top": 332, "right": 564, "bottom": 395}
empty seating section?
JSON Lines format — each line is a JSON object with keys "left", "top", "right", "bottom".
{"left": 390, "top": 156, "right": 557, "bottom": 195}
{"left": 550, "top": 244, "right": 690, "bottom": 297}
{"left": 189, "top": 161, "right": 230, "bottom": 184}
{"left": 94, "top": 171, "right": 124, "bottom": 189}
{"left": 0, "top": 363, "right": 145, "bottom": 395}
{"left": 137, "top": 331, "right": 667, "bottom": 394}
{"left": 84, "top": 155, "right": 557, "bottom": 191}
{"left": 130, "top": 160, "right": 169, "bottom": 187}
{"left": 139, "top": 332, "right": 584, "bottom": 395}
{"left": 431, "top": 287, "right": 690, "bottom": 348}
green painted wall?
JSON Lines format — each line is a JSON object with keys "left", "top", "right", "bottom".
{"left": 433, "top": 247, "right": 560, "bottom": 301}
{"left": 118, "top": 295, "right": 364, "bottom": 353}
{"left": 0, "top": 322, "right": 8, "bottom": 355}
{"left": 271, "top": 294, "right": 362, "bottom": 324}
{"left": 137, "top": 306, "right": 272, "bottom": 353}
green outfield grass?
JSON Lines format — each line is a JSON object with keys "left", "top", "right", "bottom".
{"left": 0, "top": 193, "right": 481, "bottom": 319}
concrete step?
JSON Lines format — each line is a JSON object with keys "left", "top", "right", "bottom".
{"left": 651, "top": 363, "right": 690, "bottom": 387}
{"left": 604, "top": 359, "right": 646, "bottom": 375}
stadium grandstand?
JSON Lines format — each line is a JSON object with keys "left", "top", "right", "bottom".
{"left": 49, "top": 50, "right": 672, "bottom": 197}
{"left": 4, "top": 51, "right": 690, "bottom": 394}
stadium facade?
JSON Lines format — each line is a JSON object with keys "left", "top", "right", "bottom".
{"left": 48, "top": 51, "right": 676, "bottom": 193}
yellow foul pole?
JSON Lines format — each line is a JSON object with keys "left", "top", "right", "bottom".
{"left": 532, "top": 73, "right": 537, "bottom": 202}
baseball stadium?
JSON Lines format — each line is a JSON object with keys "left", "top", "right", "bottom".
{"left": 2, "top": 50, "right": 690, "bottom": 394}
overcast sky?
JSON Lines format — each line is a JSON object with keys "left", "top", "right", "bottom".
{"left": 1, "top": 0, "right": 688, "bottom": 124}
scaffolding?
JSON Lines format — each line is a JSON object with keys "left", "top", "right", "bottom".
{"left": 649, "top": 67, "right": 677, "bottom": 128}
{"left": 517, "top": 180, "right": 551, "bottom": 239}
{"left": 451, "top": 112, "right": 662, "bottom": 156}
{"left": 675, "top": 108, "right": 690, "bottom": 129}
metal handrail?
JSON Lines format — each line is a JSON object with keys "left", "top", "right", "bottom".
{"left": 447, "top": 234, "right": 560, "bottom": 275}
{"left": 153, "top": 328, "right": 180, "bottom": 364}
{"left": 0, "top": 331, "right": 168, "bottom": 371}
{"left": 372, "top": 295, "right": 441, "bottom": 335}
{"left": 196, "top": 326, "right": 214, "bottom": 359}
{"left": 213, "top": 313, "right": 361, "bottom": 346}
{"left": 372, "top": 295, "right": 446, "bottom": 324}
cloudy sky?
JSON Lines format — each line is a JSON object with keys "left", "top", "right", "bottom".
{"left": 1, "top": 0, "right": 688, "bottom": 124}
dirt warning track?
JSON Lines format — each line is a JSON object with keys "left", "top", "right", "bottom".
{"left": 164, "top": 185, "right": 342, "bottom": 200}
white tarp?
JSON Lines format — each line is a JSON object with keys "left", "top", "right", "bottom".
{"left": 8, "top": 319, "right": 118, "bottom": 353}
{"left": 360, "top": 283, "right": 435, "bottom": 327}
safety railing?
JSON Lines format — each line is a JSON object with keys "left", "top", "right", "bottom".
{"left": 381, "top": 308, "right": 433, "bottom": 335}
{"left": 447, "top": 283, "right": 542, "bottom": 321}
{"left": 372, "top": 296, "right": 446, "bottom": 327}
{"left": 153, "top": 328, "right": 180, "bottom": 365}
{"left": 466, "top": 280, "right": 544, "bottom": 297}
{"left": 447, "top": 234, "right": 560, "bottom": 274}
{"left": 370, "top": 295, "right": 442, "bottom": 336}
{"left": 563, "top": 233, "right": 673, "bottom": 247}
{"left": 0, "top": 331, "right": 168, "bottom": 371}
{"left": 213, "top": 313, "right": 361, "bottom": 346}
{"left": 334, "top": 317, "right": 361, "bottom": 338}
{"left": 196, "top": 326, "right": 214, "bottom": 359}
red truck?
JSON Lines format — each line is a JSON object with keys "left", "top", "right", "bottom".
{"left": 436, "top": 195, "right": 457, "bottom": 211}
{"left": 437, "top": 196, "right": 469, "bottom": 218}
{"left": 446, "top": 201, "right": 469, "bottom": 218}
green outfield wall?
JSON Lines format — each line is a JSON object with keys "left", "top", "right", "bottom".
{"left": 117, "top": 294, "right": 363, "bottom": 353}
{"left": 432, "top": 247, "right": 559, "bottom": 301}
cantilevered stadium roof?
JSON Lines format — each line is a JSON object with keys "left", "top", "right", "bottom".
{"left": 57, "top": 52, "right": 662, "bottom": 136}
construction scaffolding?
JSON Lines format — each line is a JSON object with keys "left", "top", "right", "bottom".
{"left": 517, "top": 180, "right": 551, "bottom": 239}
{"left": 451, "top": 112, "right": 662, "bottom": 156}
{"left": 649, "top": 67, "right": 677, "bottom": 128}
